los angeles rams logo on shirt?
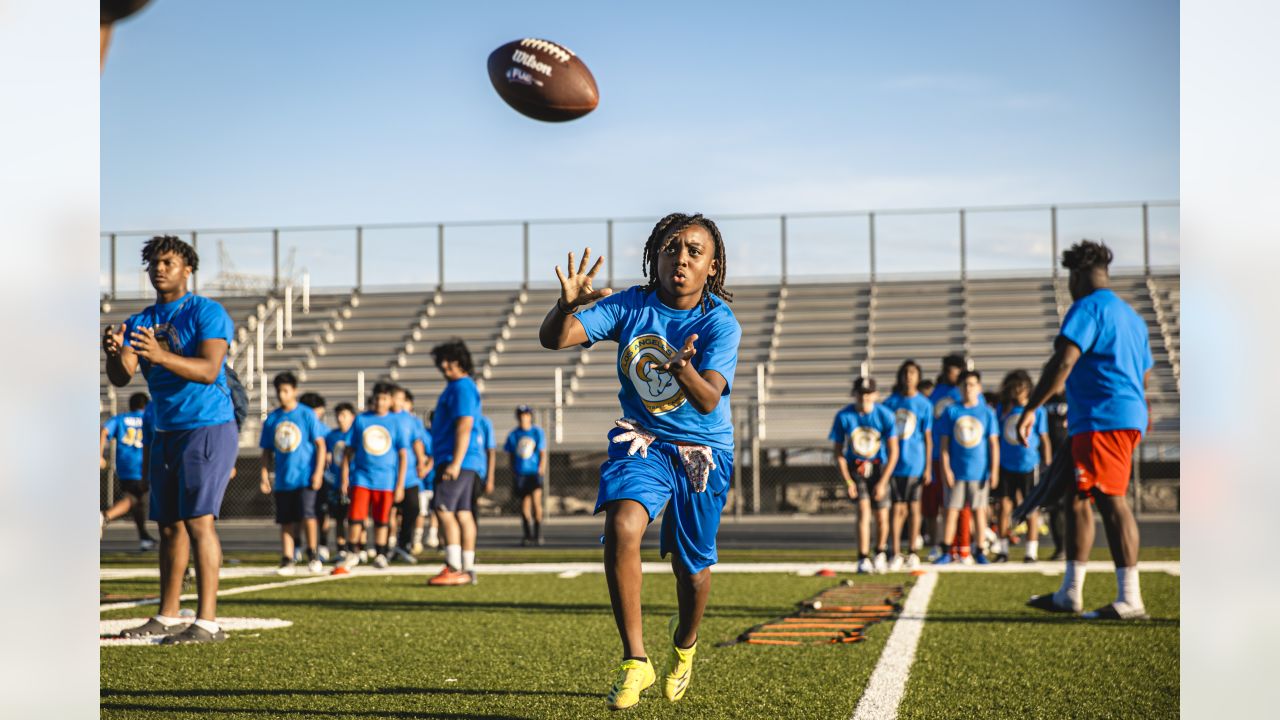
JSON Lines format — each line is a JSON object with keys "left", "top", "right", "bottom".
{"left": 362, "top": 425, "right": 392, "bottom": 456}
{"left": 849, "top": 427, "right": 882, "bottom": 458}
{"left": 933, "top": 396, "right": 955, "bottom": 419}
{"left": 1002, "top": 412, "right": 1023, "bottom": 446}
{"left": 894, "top": 409, "right": 917, "bottom": 440}
{"left": 954, "top": 415, "right": 984, "bottom": 449}
{"left": 274, "top": 421, "right": 302, "bottom": 453}
{"left": 516, "top": 436, "right": 536, "bottom": 460}
{"left": 619, "top": 334, "right": 687, "bottom": 416}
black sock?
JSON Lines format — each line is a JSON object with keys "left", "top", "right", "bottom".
{"left": 307, "top": 548, "right": 317, "bottom": 562}
{"left": 521, "top": 517, "right": 531, "bottom": 540}
{"left": 859, "top": 552, "right": 868, "bottom": 561}
{"left": 281, "top": 554, "right": 291, "bottom": 564}
{"left": 533, "top": 519, "right": 542, "bottom": 538}
{"left": 623, "top": 656, "right": 649, "bottom": 664}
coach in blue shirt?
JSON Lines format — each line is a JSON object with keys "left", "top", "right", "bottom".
{"left": 103, "top": 235, "right": 239, "bottom": 644}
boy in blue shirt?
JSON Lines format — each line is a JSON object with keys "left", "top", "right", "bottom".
{"left": 540, "top": 214, "right": 742, "bottom": 710}
{"left": 390, "top": 386, "right": 431, "bottom": 562}
{"left": 338, "top": 383, "right": 411, "bottom": 571}
{"left": 103, "top": 235, "right": 239, "bottom": 644}
{"left": 504, "top": 405, "right": 548, "bottom": 546}
{"left": 882, "top": 361, "right": 933, "bottom": 571}
{"left": 830, "top": 377, "right": 900, "bottom": 574}
{"left": 994, "top": 370, "right": 1051, "bottom": 563}
{"left": 323, "top": 403, "right": 356, "bottom": 560}
{"left": 427, "top": 341, "right": 488, "bottom": 586}
{"left": 259, "top": 372, "right": 328, "bottom": 575}
{"left": 99, "top": 392, "right": 156, "bottom": 550}
{"left": 925, "top": 354, "right": 966, "bottom": 561}
{"left": 1023, "top": 241, "right": 1154, "bottom": 619}
{"left": 936, "top": 370, "right": 1000, "bottom": 565}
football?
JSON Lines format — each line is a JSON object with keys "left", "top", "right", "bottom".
{"left": 487, "top": 38, "right": 599, "bottom": 122}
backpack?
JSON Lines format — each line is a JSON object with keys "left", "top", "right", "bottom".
{"left": 223, "top": 364, "right": 250, "bottom": 430}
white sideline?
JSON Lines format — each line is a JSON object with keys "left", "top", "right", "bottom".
{"left": 851, "top": 571, "right": 939, "bottom": 720}
{"left": 100, "top": 559, "right": 1181, "bottom": 581}
{"left": 100, "top": 573, "right": 351, "bottom": 612}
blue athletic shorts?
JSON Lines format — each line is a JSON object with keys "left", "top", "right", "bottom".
{"left": 435, "top": 469, "right": 478, "bottom": 513}
{"left": 149, "top": 420, "right": 237, "bottom": 525}
{"left": 275, "top": 488, "right": 318, "bottom": 524}
{"left": 513, "top": 473, "right": 543, "bottom": 497}
{"left": 595, "top": 427, "right": 732, "bottom": 574}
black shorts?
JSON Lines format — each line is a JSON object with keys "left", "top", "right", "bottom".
{"left": 435, "top": 470, "right": 478, "bottom": 513}
{"left": 890, "top": 476, "right": 923, "bottom": 504}
{"left": 314, "top": 486, "right": 343, "bottom": 521}
{"left": 852, "top": 465, "right": 890, "bottom": 510}
{"left": 398, "top": 485, "right": 421, "bottom": 517}
{"left": 514, "top": 473, "right": 543, "bottom": 497}
{"left": 119, "top": 478, "right": 148, "bottom": 498}
{"left": 275, "top": 488, "right": 318, "bottom": 524}
{"left": 999, "top": 469, "right": 1035, "bottom": 501}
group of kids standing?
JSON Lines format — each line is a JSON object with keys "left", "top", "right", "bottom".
{"left": 104, "top": 225, "right": 1152, "bottom": 709}
{"left": 829, "top": 354, "right": 1065, "bottom": 572}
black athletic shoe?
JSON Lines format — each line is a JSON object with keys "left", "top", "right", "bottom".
{"left": 119, "top": 617, "right": 188, "bottom": 639}
{"left": 994, "top": 552, "right": 1009, "bottom": 563}
{"left": 1049, "top": 549, "right": 1065, "bottom": 561}
{"left": 159, "top": 623, "right": 227, "bottom": 645}
{"left": 1027, "top": 593, "right": 1079, "bottom": 614}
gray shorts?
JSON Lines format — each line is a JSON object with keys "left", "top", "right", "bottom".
{"left": 852, "top": 465, "right": 891, "bottom": 510}
{"left": 945, "top": 480, "right": 989, "bottom": 510}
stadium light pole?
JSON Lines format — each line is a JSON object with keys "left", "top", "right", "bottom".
{"left": 109, "top": 233, "right": 117, "bottom": 300}
{"left": 606, "top": 220, "right": 614, "bottom": 288}
{"left": 355, "top": 226, "right": 363, "bottom": 291}
{"left": 1142, "top": 202, "right": 1150, "bottom": 276}
{"left": 522, "top": 221, "right": 530, "bottom": 288}
{"left": 959, "top": 209, "right": 967, "bottom": 281}
{"left": 1050, "top": 206, "right": 1058, "bottom": 280}
{"left": 272, "top": 229, "right": 280, "bottom": 292}
{"left": 780, "top": 215, "right": 788, "bottom": 285}
{"left": 191, "top": 231, "right": 199, "bottom": 295}
{"left": 437, "top": 224, "right": 445, "bottom": 291}
{"left": 868, "top": 213, "right": 877, "bottom": 284}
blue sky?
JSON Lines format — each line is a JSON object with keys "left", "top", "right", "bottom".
{"left": 101, "top": 0, "right": 1178, "bottom": 291}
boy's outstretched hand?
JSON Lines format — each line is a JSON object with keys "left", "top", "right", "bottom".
{"left": 554, "top": 247, "right": 612, "bottom": 311}
{"left": 658, "top": 334, "right": 698, "bottom": 374}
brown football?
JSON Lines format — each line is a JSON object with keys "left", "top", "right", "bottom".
{"left": 487, "top": 38, "right": 599, "bottom": 122}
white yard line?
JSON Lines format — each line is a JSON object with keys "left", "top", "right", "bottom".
{"left": 100, "top": 573, "right": 351, "bottom": 612}
{"left": 101, "top": 559, "right": 1182, "bottom": 581}
{"left": 851, "top": 571, "right": 939, "bottom": 720}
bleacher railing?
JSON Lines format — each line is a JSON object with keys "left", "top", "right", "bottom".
{"left": 100, "top": 200, "right": 1179, "bottom": 299}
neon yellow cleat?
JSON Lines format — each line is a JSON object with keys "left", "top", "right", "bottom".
{"left": 663, "top": 615, "right": 697, "bottom": 702}
{"left": 606, "top": 657, "right": 655, "bottom": 710}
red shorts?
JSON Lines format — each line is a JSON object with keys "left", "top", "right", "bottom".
{"left": 1070, "top": 430, "right": 1141, "bottom": 497}
{"left": 921, "top": 459, "right": 946, "bottom": 516}
{"left": 347, "top": 486, "right": 394, "bottom": 525}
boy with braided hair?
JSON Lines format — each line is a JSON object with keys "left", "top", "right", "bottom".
{"left": 540, "top": 213, "right": 741, "bottom": 710}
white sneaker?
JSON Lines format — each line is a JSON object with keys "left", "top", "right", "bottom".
{"left": 293, "top": 547, "right": 304, "bottom": 563}
{"left": 373, "top": 553, "right": 389, "bottom": 569}
{"left": 139, "top": 537, "right": 157, "bottom": 551}
{"left": 358, "top": 549, "right": 370, "bottom": 563}
{"left": 912, "top": 535, "right": 924, "bottom": 552}
{"left": 411, "top": 542, "right": 424, "bottom": 555}
{"left": 960, "top": 554, "right": 975, "bottom": 566}
{"left": 873, "top": 552, "right": 888, "bottom": 574}
{"left": 905, "top": 554, "right": 921, "bottom": 570}
{"left": 340, "top": 552, "right": 361, "bottom": 570}
{"left": 888, "top": 554, "right": 905, "bottom": 572}
{"left": 318, "top": 546, "right": 331, "bottom": 563}
{"left": 307, "top": 559, "right": 324, "bottom": 574}
{"left": 426, "top": 532, "right": 440, "bottom": 550}
{"left": 276, "top": 561, "right": 296, "bottom": 576}
{"left": 856, "top": 557, "right": 873, "bottom": 574}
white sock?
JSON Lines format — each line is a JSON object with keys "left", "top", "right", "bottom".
{"left": 445, "top": 544, "right": 462, "bottom": 571}
{"left": 462, "top": 550, "right": 476, "bottom": 572}
{"left": 1026, "top": 540, "right": 1038, "bottom": 560}
{"left": 999, "top": 538, "right": 1010, "bottom": 555}
{"left": 1116, "top": 566, "right": 1142, "bottom": 608}
{"left": 427, "top": 526, "right": 439, "bottom": 544}
{"left": 412, "top": 527, "right": 424, "bottom": 545}
{"left": 1054, "top": 561, "right": 1086, "bottom": 609}
{"left": 193, "top": 618, "right": 221, "bottom": 634}
{"left": 154, "top": 614, "right": 186, "bottom": 627}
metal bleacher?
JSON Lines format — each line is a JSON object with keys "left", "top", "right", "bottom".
{"left": 99, "top": 272, "right": 1181, "bottom": 451}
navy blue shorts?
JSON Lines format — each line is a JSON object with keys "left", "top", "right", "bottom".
{"left": 596, "top": 427, "right": 732, "bottom": 575}
{"left": 148, "top": 421, "right": 237, "bottom": 525}
{"left": 513, "top": 473, "right": 543, "bottom": 497}
{"left": 434, "top": 470, "right": 478, "bottom": 513}
{"left": 275, "top": 488, "right": 318, "bottom": 524}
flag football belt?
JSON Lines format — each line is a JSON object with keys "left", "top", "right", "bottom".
{"left": 611, "top": 417, "right": 715, "bottom": 493}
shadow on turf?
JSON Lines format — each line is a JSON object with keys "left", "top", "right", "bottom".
{"left": 102, "top": 687, "right": 596, "bottom": 700}
{"left": 926, "top": 613, "right": 1178, "bottom": 627}
{"left": 101, "top": 703, "right": 532, "bottom": 719}
{"left": 214, "top": 597, "right": 782, "bottom": 619}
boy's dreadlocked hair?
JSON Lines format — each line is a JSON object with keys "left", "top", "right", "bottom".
{"left": 998, "top": 369, "right": 1033, "bottom": 410}
{"left": 1061, "top": 239, "right": 1113, "bottom": 273}
{"left": 640, "top": 213, "right": 732, "bottom": 314}
{"left": 141, "top": 235, "right": 200, "bottom": 271}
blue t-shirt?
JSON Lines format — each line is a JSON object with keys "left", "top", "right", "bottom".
{"left": 430, "top": 377, "right": 487, "bottom": 473}
{"left": 390, "top": 411, "right": 427, "bottom": 491}
{"left": 472, "top": 415, "right": 496, "bottom": 477}
{"left": 938, "top": 402, "right": 999, "bottom": 482}
{"left": 323, "top": 427, "right": 353, "bottom": 488}
{"left": 998, "top": 404, "right": 1048, "bottom": 473}
{"left": 504, "top": 426, "right": 546, "bottom": 476}
{"left": 882, "top": 392, "right": 934, "bottom": 478}
{"left": 123, "top": 293, "right": 235, "bottom": 431}
{"left": 828, "top": 404, "right": 898, "bottom": 464}
{"left": 575, "top": 286, "right": 742, "bottom": 451}
{"left": 259, "top": 404, "right": 328, "bottom": 492}
{"left": 929, "top": 383, "right": 963, "bottom": 460}
{"left": 104, "top": 410, "right": 146, "bottom": 480}
{"left": 350, "top": 411, "right": 411, "bottom": 491}
{"left": 1059, "top": 289, "right": 1154, "bottom": 436}
{"left": 140, "top": 403, "right": 156, "bottom": 450}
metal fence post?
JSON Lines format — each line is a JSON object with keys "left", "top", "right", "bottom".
{"left": 437, "top": 224, "right": 445, "bottom": 290}
{"left": 751, "top": 401, "right": 762, "bottom": 515}
{"left": 542, "top": 406, "right": 553, "bottom": 521}
{"left": 109, "top": 233, "right": 117, "bottom": 300}
{"left": 272, "top": 228, "right": 280, "bottom": 292}
{"left": 1142, "top": 202, "right": 1150, "bottom": 276}
{"left": 191, "top": 231, "right": 199, "bottom": 295}
{"left": 780, "top": 215, "right": 788, "bottom": 284}
{"left": 1050, "top": 206, "right": 1058, "bottom": 280}
{"left": 357, "top": 371, "right": 366, "bottom": 411}
{"left": 553, "top": 367, "right": 564, "bottom": 445}
{"left": 868, "top": 213, "right": 876, "bottom": 283}
{"left": 522, "top": 221, "right": 530, "bottom": 288}
{"left": 284, "top": 285, "right": 293, "bottom": 338}
{"left": 355, "top": 226, "right": 363, "bottom": 291}
{"left": 606, "top": 219, "right": 614, "bottom": 288}
{"left": 959, "top": 209, "right": 967, "bottom": 281}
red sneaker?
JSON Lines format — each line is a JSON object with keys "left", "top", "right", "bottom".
{"left": 427, "top": 566, "right": 469, "bottom": 586}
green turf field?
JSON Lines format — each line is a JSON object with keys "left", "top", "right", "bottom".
{"left": 100, "top": 567, "right": 1178, "bottom": 719}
